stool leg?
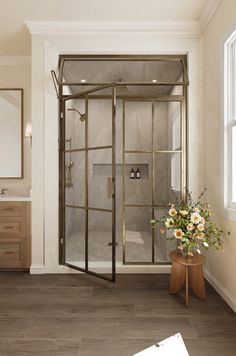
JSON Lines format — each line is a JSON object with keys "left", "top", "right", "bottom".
{"left": 189, "top": 265, "right": 206, "bottom": 300}
{"left": 185, "top": 266, "right": 189, "bottom": 307}
{"left": 169, "top": 261, "right": 186, "bottom": 294}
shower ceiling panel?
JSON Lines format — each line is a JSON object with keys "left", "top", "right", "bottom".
{"left": 58, "top": 55, "right": 188, "bottom": 96}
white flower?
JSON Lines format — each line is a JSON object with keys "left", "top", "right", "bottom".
{"left": 191, "top": 212, "right": 202, "bottom": 224}
{"left": 165, "top": 218, "right": 174, "bottom": 228}
{"left": 193, "top": 207, "right": 200, "bottom": 213}
{"left": 179, "top": 210, "right": 188, "bottom": 216}
{"left": 197, "top": 224, "right": 204, "bottom": 232}
{"left": 196, "top": 232, "right": 205, "bottom": 239}
{"left": 174, "top": 229, "right": 184, "bottom": 239}
{"left": 169, "top": 208, "right": 177, "bottom": 217}
{"left": 187, "top": 223, "right": 194, "bottom": 231}
{"left": 203, "top": 241, "right": 209, "bottom": 247}
{"left": 201, "top": 217, "right": 205, "bottom": 224}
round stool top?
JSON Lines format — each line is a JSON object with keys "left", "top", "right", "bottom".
{"left": 169, "top": 250, "right": 205, "bottom": 266}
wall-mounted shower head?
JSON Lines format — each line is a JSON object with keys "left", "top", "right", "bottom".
{"left": 67, "top": 108, "right": 86, "bottom": 122}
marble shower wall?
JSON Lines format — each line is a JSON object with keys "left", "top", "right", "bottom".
{"left": 64, "top": 94, "right": 181, "bottom": 261}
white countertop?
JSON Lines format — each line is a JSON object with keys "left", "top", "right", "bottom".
{"left": 0, "top": 195, "right": 31, "bottom": 201}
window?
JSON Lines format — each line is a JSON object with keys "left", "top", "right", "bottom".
{"left": 225, "top": 30, "right": 236, "bottom": 210}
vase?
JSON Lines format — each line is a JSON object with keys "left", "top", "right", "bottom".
{"left": 178, "top": 248, "right": 194, "bottom": 258}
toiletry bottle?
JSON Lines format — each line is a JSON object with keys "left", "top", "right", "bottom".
{"left": 130, "top": 168, "right": 135, "bottom": 179}
{"left": 136, "top": 168, "right": 141, "bottom": 179}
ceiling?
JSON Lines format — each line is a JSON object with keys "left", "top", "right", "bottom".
{"left": 0, "top": 0, "right": 221, "bottom": 55}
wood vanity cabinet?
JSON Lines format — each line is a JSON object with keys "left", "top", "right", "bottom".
{"left": 0, "top": 202, "right": 31, "bottom": 270}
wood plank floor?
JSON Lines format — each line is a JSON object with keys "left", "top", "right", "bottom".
{"left": 0, "top": 273, "right": 235, "bottom": 355}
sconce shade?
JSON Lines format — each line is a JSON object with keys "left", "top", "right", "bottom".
{"left": 25, "top": 122, "right": 32, "bottom": 138}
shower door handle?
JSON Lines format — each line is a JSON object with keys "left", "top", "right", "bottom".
{"left": 107, "top": 177, "right": 113, "bottom": 199}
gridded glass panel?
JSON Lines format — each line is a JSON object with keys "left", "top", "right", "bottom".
{"left": 88, "top": 97, "right": 112, "bottom": 148}
{"left": 153, "top": 101, "right": 181, "bottom": 151}
{"left": 154, "top": 153, "right": 181, "bottom": 205}
{"left": 65, "top": 207, "right": 85, "bottom": 268}
{"left": 125, "top": 101, "right": 152, "bottom": 151}
{"left": 124, "top": 206, "right": 152, "bottom": 263}
{"left": 65, "top": 100, "right": 85, "bottom": 150}
{"left": 124, "top": 153, "right": 152, "bottom": 205}
{"left": 154, "top": 208, "right": 177, "bottom": 263}
{"left": 88, "top": 149, "right": 113, "bottom": 210}
{"left": 65, "top": 151, "right": 85, "bottom": 207}
{"left": 88, "top": 210, "right": 113, "bottom": 269}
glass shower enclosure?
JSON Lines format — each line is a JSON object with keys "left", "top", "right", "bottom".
{"left": 53, "top": 55, "right": 188, "bottom": 282}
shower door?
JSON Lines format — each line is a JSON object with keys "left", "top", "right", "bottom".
{"left": 60, "top": 85, "right": 116, "bottom": 282}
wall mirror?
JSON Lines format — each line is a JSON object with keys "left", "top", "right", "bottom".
{"left": 0, "top": 89, "right": 23, "bottom": 178}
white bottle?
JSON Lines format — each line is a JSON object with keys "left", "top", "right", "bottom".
{"left": 136, "top": 168, "right": 141, "bottom": 179}
{"left": 130, "top": 168, "right": 135, "bottom": 179}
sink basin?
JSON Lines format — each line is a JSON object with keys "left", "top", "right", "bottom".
{"left": 0, "top": 195, "right": 31, "bottom": 201}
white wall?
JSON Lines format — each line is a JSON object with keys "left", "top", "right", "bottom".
{"left": 0, "top": 62, "right": 31, "bottom": 195}
{"left": 203, "top": 0, "right": 236, "bottom": 311}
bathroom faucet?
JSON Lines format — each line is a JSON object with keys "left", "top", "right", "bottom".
{"left": 0, "top": 189, "right": 8, "bottom": 195}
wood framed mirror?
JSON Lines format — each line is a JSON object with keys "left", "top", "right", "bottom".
{"left": 0, "top": 88, "right": 23, "bottom": 178}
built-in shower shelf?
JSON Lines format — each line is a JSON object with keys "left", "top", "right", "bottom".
{"left": 93, "top": 164, "right": 149, "bottom": 179}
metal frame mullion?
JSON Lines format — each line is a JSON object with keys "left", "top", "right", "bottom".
{"left": 59, "top": 89, "right": 65, "bottom": 264}
{"left": 151, "top": 101, "right": 155, "bottom": 263}
{"left": 85, "top": 95, "right": 89, "bottom": 271}
{"left": 182, "top": 92, "right": 187, "bottom": 201}
{"left": 112, "top": 85, "right": 117, "bottom": 282}
{"left": 122, "top": 100, "right": 126, "bottom": 264}
{"left": 64, "top": 145, "right": 112, "bottom": 153}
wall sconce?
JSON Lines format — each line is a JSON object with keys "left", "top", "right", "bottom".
{"left": 25, "top": 122, "right": 32, "bottom": 143}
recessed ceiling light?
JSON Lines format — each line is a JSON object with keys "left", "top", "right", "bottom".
{"left": 152, "top": 79, "right": 158, "bottom": 83}
{"left": 80, "top": 79, "right": 87, "bottom": 83}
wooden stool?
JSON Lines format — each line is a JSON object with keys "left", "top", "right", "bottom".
{"left": 169, "top": 250, "right": 206, "bottom": 307}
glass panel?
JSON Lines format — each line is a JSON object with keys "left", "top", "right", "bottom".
{"left": 154, "top": 153, "right": 181, "bottom": 205}
{"left": 88, "top": 149, "right": 113, "bottom": 210}
{"left": 154, "top": 208, "right": 176, "bottom": 262}
{"left": 65, "top": 99, "right": 85, "bottom": 150}
{"left": 62, "top": 59, "right": 184, "bottom": 84}
{"left": 232, "top": 125, "right": 236, "bottom": 203}
{"left": 65, "top": 207, "right": 85, "bottom": 268}
{"left": 125, "top": 101, "right": 152, "bottom": 151}
{"left": 153, "top": 101, "right": 181, "bottom": 151}
{"left": 124, "top": 207, "right": 152, "bottom": 262}
{"left": 88, "top": 96, "right": 112, "bottom": 148}
{"left": 65, "top": 151, "right": 85, "bottom": 207}
{"left": 88, "top": 210, "right": 113, "bottom": 271}
{"left": 125, "top": 153, "right": 152, "bottom": 205}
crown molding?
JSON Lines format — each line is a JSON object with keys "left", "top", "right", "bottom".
{"left": 199, "top": 0, "right": 222, "bottom": 32}
{"left": 0, "top": 56, "right": 31, "bottom": 66}
{"left": 25, "top": 1, "right": 222, "bottom": 40}
{"left": 25, "top": 20, "right": 201, "bottom": 39}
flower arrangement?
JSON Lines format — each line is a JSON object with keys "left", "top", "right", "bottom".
{"left": 151, "top": 190, "right": 224, "bottom": 256}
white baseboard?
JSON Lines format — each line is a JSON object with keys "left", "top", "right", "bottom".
{"left": 30, "top": 264, "right": 45, "bottom": 274}
{"left": 204, "top": 268, "right": 236, "bottom": 313}
{"left": 42, "top": 262, "right": 172, "bottom": 274}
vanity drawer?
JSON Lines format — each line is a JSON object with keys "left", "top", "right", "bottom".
{"left": 0, "top": 239, "right": 26, "bottom": 268}
{"left": 0, "top": 202, "right": 27, "bottom": 217}
{"left": 0, "top": 242, "right": 20, "bottom": 261}
{"left": 0, "top": 217, "right": 26, "bottom": 237}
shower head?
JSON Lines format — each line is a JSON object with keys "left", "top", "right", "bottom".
{"left": 67, "top": 108, "right": 86, "bottom": 122}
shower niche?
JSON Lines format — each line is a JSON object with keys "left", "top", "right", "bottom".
{"left": 54, "top": 55, "right": 188, "bottom": 281}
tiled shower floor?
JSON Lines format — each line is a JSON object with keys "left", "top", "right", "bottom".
{"left": 65, "top": 230, "right": 166, "bottom": 264}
